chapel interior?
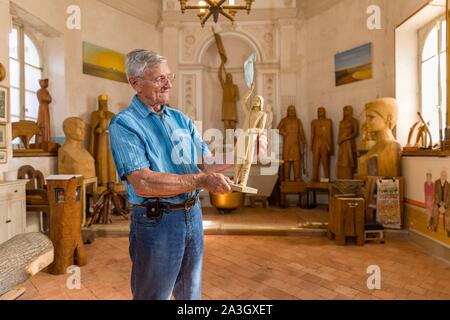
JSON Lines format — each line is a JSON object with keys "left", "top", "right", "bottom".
{"left": 0, "top": 0, "right": 450, "bottom": 301}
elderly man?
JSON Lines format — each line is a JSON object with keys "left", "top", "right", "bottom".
{"left": 109, "top": 49, "right": 233, "bottom": 300}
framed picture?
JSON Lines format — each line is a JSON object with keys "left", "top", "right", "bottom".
{"left": 0, "top": 150, "right": 6, "bottom": 164}
{"left": 335, "top": 43, "right": 373, "bottom": 86}
{"left": 55, "top": 188, "right": 65, "bottom": 204}
{"left": 83, "top": 42, "right": 128, "bottom": 84}
{"left": 0, "top": 85, "right": 8, "bottom": 123}
{"left": 0, "top": 124, "right": 6, "bottom": 149}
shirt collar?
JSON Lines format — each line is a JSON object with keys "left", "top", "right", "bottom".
{"left": 131, "top": 95, "right": 171, "bottom": 118}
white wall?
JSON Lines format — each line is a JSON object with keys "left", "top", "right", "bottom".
{"left": 0, "top": 0, "right": 160, "bottom": 180}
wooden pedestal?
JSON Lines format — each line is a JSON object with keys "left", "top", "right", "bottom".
{"left": 47, "top": 176, "right": 87, "bottom": 275}
{"left": 328, "top": 197, "right": 365, "bottom": 246}
{"left": 280, "top": 181, "right": 307, "bottom": 208}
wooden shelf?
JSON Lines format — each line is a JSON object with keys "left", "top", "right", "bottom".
{"left": 402, "top": 149, "right": 450, "bottom": 157}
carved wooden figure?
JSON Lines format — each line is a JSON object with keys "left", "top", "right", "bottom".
{"left": 36, "top": 79, "right": 52, "bottom": 146}
{"left": 337, "top": 106, "right": 359, "bottom": 179}
{"left": 232, "top": 84, "right": 267, "bottom": 194}
{"left": 89, "top": 95, "right": 117, "bottom": 186}
{"left": 357, "top": 98, "right": 402, "bottom": 178}
{"left": 47, "top": 176, "right": 87, "bottom": 275}
{"left": 311, "top": 107, "right": 334, "bottom": 182}
{"left": 430, "top": 170, "right": 450, "bottom": 232}
{"left": 277, "top": 105, "right": 306, "bottom": 182}
{"left": 59, "top": 117, "right": 96, "bottom": 179}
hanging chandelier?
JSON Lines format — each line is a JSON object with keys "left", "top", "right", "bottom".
{"left": 179, "top": 0, "right": 255, "bottom": 27}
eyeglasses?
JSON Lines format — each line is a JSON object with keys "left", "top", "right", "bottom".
{"left": 140, "top": 73, "right": 176, "bottom": 87}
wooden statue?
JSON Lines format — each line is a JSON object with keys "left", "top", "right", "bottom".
{"left": 337, "top": 106, "right": 359, "bottom": 179}
{"left": 47, "top": 176, "right": 87, "bottom": 275}
{"left": 357, "top": 98, "right": 402, "bottom": 178}
{"left": 231, "top": 83, "right": 267, "bottom": 194}
{"left": 36, "top": 79, "right": 52, "bottom": 146}
{"left": 89, "top": 95, "right": 117, "bottom": 186}
{"left": 424, "top": 172, "right": 435, "bottom": 231}
{"left": 277, "top": 105, "right": 306, "bottom": 182}
{"left": 214, "top": 28, "right": 240, "bottom": 131}
{"left": 59, "top": 117, "right": 96, "bottom": 179}
{"left": 430, "top": 170, "right": 450, "bottom": 232}
{"left": 311, "top": 107, "right": 334, "bottom": 182}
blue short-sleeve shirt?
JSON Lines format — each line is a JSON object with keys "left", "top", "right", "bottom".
{"left": 109, "top": 95, "right": 210, "bottom": 205}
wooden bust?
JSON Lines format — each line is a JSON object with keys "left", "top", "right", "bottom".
{"left": 277, "top": 105, "right": 306, "bottom": 182}
{"left": 337, "top": 106, "right": 359, "bottom": 179}
{"left": 89, "top": 95, "right": 117, "bottom": 186}
{"left": 357, "top": 98, "right": 402, "bottom": 178}
{"left": 232, "top": 84, "right": 267, "bottom": 194}
{"left": 59, "top": 117, "right": 96, "bottom": 179}
{"left": 311, "top": 107, "right": 334, "bottom": 182}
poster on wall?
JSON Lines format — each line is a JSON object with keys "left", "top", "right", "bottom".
{"left": 0, "top": 150, "right": 6, "bottom": 164}
{"left": 335, "top": 43, "right": 373, "bottom": 86}
{"left": 0, "top": 86, "right": 8, "bottom": 123}
{"left": 376, "top": 178, "right": 402, "bottom": 229}
{"left": 82, "top": 42, "right": 128, "bottom": 84}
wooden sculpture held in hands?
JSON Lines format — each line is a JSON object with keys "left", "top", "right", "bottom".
{"left": 59, "top": 117, "right": 96, "bottom": 179}
{"left": 89, "top": 95, "right": 117, "bottom": 186}
{"left": 337, "top": 106, "right": 359, "bottom": 179}
{"left": 278, "top": 105, "right": 306, "bottom": 182}
{"left": 232, "top": 83, "right": 267, "bottom": 194}
{"left": 311, "top": 107, "right": 334, "bottom": 182}
{"left": 357, "top": 98, "right": 402, "bottom": 178}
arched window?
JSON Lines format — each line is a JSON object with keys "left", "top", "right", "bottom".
{"left": 420, "top": 17, "right": 446, "bottom": 144}
{"left": 9, "top": 24, "right": 43, "bottom": 123}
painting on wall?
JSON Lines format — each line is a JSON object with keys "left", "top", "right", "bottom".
{"left": 335, "top": 43, "right": 373, "bottom": 86}
{"left": 0, "top": 124, "right": 6, "bottom": 149}
{"left": 0, "top": 150, "right": 6, "bottom": 164}
{"left": 82, "top": 42, "right": 128, "bottom": 84}
{"left": 0, "top": 86, "right": 8, "bottom": 123}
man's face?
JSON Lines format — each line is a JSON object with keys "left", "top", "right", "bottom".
{"left": 441, "top": 170, "right": 448, "bottom": 182}
{"left": 288, "top": 106, "right": 296, "bottom": 118}
{"left": 68, "top": 121, "right": 85, "bottom": 142}
{"left": 318, "top": 108, "right": 326, "bottom": 119}
{"left": 132, "top": 62, "right": 173, "bottom": 106}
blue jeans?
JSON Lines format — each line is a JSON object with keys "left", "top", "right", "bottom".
{"left": 129, "top": 201, "right": 204, "bottom": 300}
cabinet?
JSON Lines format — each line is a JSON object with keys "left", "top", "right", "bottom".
{"left": 0, "top": 180, "right": 28, "bottom": 245}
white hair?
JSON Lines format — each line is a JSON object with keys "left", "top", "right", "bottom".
{"left": 125, "top": 49, "right": 167, "bottom": 80}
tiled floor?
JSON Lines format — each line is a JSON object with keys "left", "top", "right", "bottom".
{"left": 20, "top": 233, "right": 450, "bottom": 300}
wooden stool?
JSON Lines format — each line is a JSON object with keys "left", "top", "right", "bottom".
{"left": 280, "top": 181, "right": 307, "bottom": 208}
{"left": 328, "top": 197, "right": 365, "bottom": 246}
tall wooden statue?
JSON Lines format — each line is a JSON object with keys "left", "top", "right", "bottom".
{"left": 214, "top": 29, "right": 240, "bottom": 131}
{"left": 311, "top": 107, "right": 334, "bottom": 182}
{"left": 231, "top": 54, "right": 267, "bottom": 194}
{"left": 59, "top": 117, "right": 96, "bottom": 179}
{"left": 357, "top": 98, "right": 402, "bottom": 178}
{"left": 337, "top": 106, "right": 359, "bottom": 179}
{"left": 278, "top": 105, "right": 306, "bottom": 182}
{"left": 90, "top": 95, "right": 117, "bottom": 186}
{"left": 36, "top": 79, "right": 52, "bottom": 145}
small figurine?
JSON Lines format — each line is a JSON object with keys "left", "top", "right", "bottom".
{"left": 311, "top": 107, "right": 334, "bottom": 182}
{"left": 431, "top": 169, "right": 450, "bottom": 232}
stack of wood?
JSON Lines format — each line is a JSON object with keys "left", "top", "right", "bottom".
{"left": 0, "top": 233, "right": 54, "bottom": 300}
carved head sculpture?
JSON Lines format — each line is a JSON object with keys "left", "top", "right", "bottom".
{"left": 63, "top": 117, "right": 86, "bottom": 143}
{"left": 226, "top": 73, "right": 233, "bottom": 84}
{"left": 318, "top": 107, "right": 326, "bottom": 119}
{"left": 343, "top": 105, "right": 353, "bottom": 118}
{"left": 0, "top": 63, "right": 7, "bottom": 82}
{"left": 252, "top": 95, "right": 264, "bottom": 111}
{"left": 39, "top": 79, "right": 49, "bottom": 89}
{"left": 98, "top": 94, "right": 109, "bottom": 111}
{"left": 287, "top": 105, "right": 297, "bottom": 118}
{"left": 365, "top": 98, "right": 398, "bottom": 134}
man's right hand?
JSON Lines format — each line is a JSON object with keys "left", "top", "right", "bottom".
{"left": 200, "top": 172, "right": 233, "bottom": 195}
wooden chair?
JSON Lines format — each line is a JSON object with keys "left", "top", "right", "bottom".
{"left": 17, "top": 166, "right": 50, "bottom": 234}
